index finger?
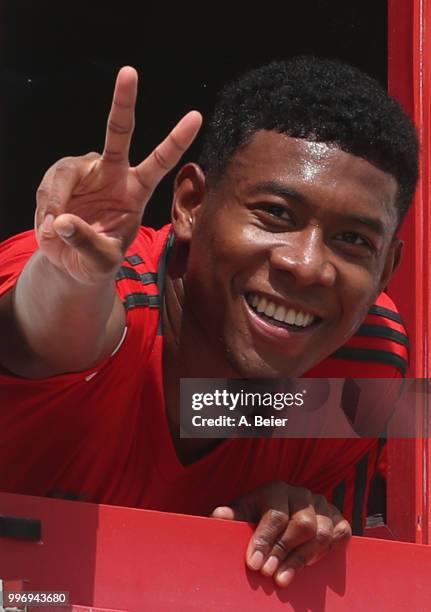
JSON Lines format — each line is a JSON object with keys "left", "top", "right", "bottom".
{"left": 102, "top": 66, "right": 138, "bottom": 163}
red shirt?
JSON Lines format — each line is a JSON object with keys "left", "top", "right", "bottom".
{"left": 0, "top": 226, "right": 408, "bottom": 533}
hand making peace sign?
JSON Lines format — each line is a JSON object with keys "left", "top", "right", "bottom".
{"left": 34, "top": 66, "right": 202, "bottom": 284}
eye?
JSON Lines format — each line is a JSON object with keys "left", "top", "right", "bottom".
{"left": 334, "top": 231, "right": 374, "bottom": 252}
{"left": 259, "top": 204, "right": 292, "bottom": 222}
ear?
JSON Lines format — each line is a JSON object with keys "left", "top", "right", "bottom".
{"left": 171, "top": 163, "right": 206, "bottom": 242}
{"left": 378, "top": 237, "right": 404, "bottom": 292}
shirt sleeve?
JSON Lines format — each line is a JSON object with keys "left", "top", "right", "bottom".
{"left": 0, "top": 230, "right": 38, "bottom": 298}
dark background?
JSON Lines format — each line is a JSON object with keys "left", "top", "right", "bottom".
{"left": 0, "top": 1, "right": 387, "bottom": 241}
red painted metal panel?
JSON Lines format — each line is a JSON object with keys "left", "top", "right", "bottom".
{"left": 387, "top": 0, "right": 431, "bottom": 544}
{"left": 413, "top": 0, "right": 431, "bottom": 549}
{"left": 1, "top": 493, "right": 431, "bottom": 611}
{"left": 30, "top": 608, "right": 122, "bottom": 612}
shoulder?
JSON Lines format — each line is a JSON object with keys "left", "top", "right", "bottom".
{"left": 114, "top": 224, "right": 172, "bottom": 310}
{"left": 306, "top": 292, "right": 408, "bottom": 377}
{"left": 0, "top": 225, "right": 173, "bottom": 299}
{"left": 125, "top": 224, "right": 172, "bottom": 268}
{"left": 0, "top": 230, "right": 37, "bottom": 298}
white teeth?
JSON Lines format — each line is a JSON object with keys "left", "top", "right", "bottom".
{"left": 285, "top": 309, "right": 296, "bottom": 325}
{"left": 274, "top": 305, "right": 286, "bottom": 321}
{"left": 257, "top": 297, "right": 267, "bottom": 313}
{"left": 294, "top": 311, "right": 305, "bottom": 326}
{"left": 247, "top": 293, "right": 316, "bottom": 327}
{"left": 265, "top": 302, "right": 276, "bottom": 317}
{"left": 304, "top": 313, "right": 312, "bottom": 326}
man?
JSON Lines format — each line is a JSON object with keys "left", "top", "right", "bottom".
{"left": 0, "top": 57, "right": 417, "bottom": 587}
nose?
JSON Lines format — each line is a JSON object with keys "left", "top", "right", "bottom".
{"left": 270, "top": 227, "right": 336, "bottom": 287}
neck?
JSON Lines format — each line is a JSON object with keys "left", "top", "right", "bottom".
{"left": 162, "top": 243, "right": 235, "bottom": 463}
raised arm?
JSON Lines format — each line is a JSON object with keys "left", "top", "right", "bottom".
{"left": 0, "top": 67, "right": 202, "bottom": 378}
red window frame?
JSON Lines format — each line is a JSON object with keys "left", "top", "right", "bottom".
{"left": 387, "top": 0, "right": 430, "bottom": 544}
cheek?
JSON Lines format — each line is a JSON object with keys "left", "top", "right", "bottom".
{"left": 192, "top": 219, "right": 262, "bottom": 285}
{"left": 339, "top": 269, "right": 380, "bottom": 333}
{"left": 349, "top": 264, "right": 382, "bottom": 301}
{"left": 184, "top": 231, "right": 235, "bottom": 319}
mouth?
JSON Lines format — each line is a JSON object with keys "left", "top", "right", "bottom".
{"left": 244, "top": 292, "right": 322, "bottom": 333}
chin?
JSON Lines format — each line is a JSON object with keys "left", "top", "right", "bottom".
{"left": 224, "top": 347, "right": 308, "bottom": 379}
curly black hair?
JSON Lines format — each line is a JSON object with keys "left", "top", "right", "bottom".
{"left": 198, "top": 56, "right": 419, "bottom": 225}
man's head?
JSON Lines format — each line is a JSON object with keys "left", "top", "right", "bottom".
{"left": 171, "top": 57, "right": 419, "bottom": 377}
{"left": 198, "top": 56, "right": 418, "bottom": 227}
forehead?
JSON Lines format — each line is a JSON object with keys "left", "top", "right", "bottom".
{"left": 220, "top": 130, "right": 399, "bottom": 230}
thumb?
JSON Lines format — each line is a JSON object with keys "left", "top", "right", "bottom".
{"left": 38, "top": 212, "right": 124, "bottom": 282}
{"left": 211, "top": 490, "right": 264, "bottom": 522}
{"left": 210, "top": 506, "right": 236, "bottom": 520}
{"left": 53, "top": 213, "right": 122, "bottom": 268}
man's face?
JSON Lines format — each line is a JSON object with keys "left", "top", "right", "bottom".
{"left": 180, "top": 131, "right": 399, "bottom": 377}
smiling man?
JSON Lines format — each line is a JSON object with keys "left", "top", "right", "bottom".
{"left": 0, "top": 57, "right": 418, "bottom": 587}
{"left": 179, "top": 133, "right": 400, "bottom": 378}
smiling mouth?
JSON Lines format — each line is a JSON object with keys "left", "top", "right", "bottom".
{"left": 245, "top": 292, "right": 322, "bottom": 331}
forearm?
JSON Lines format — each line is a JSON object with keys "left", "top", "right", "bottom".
{"left": 0, "top": 250, "right": 125, "bottom": 378}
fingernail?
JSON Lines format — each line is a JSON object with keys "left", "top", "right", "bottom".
{"left": 276, "top": 567, "right": 296, "bottom": 587}
{"left": 42, "top": 214, "right": 54, "bottom": 234}
{"left": 334, "top": 526, "right": 351, "bottom": 541}
{"left": 262, "top": 555, "right": 279, "bottom": 575}
{"left": 57, "top": 222, "right": 75, "bottom": 238}
{"left": 248, "top": 550, "right": 264, "bottom": 570}
{"left": 211, "top": 506, "right": 234, "bottom": 520}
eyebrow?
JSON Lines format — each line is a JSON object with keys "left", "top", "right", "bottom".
{"left": 248, "top": 181, "right": 305, "bottom": 203}
{"left": 344, "top": 214, "right": 385, "bottom": 236}
{"left": 248, "top": 180, "right": 386, "bottom": 236}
